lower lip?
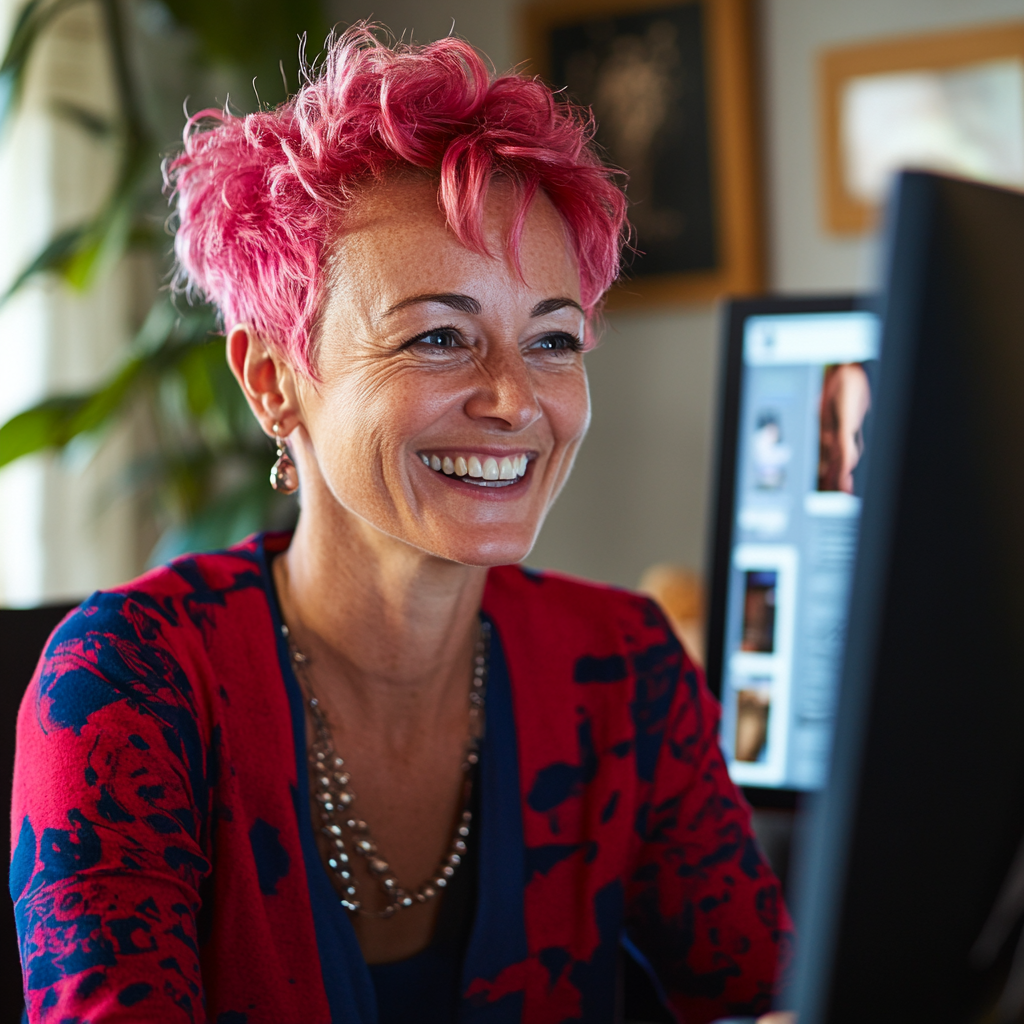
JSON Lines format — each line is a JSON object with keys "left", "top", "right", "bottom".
{"left": 421, "top": 463, "right": 533, "bottom": 499}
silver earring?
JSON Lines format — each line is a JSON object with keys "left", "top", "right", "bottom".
{"left": 270, "top": 422, "right": 299, "bottom": 494}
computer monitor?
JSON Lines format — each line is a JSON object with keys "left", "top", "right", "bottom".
{"left": 706, "top": 296, "right": 880, "bottom": 801}
{"left": 791, "top": 170, "right": 1024, "bottom": 1023}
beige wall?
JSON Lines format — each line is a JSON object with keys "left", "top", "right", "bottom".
{"left": 329, "top": 0, "right": 1024, "bottom": 587}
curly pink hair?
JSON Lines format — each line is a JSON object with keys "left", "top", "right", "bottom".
{"left": 165, "top": 25, "right": 629, "bottom": 373}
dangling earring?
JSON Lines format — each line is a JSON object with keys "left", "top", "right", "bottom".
{"left": 270, "top": 422, "right": 299, "bottom": 494}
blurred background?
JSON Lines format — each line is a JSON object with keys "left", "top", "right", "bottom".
{"left": 1, "top": 0, "right": 1021, "bottom": 639}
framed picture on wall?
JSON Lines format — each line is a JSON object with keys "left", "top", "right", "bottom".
{"left": 521, "top": 0, "right": 764, "bottom": 308}
{"left": 820, "top": 21, "right": 1024, "bottom": 234}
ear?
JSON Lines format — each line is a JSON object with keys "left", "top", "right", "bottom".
{"left": 226, "top": 325, "right": 301, "bottom": 437}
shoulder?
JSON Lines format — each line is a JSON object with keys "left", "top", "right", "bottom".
{"left": 482, "top": 564, "right": 696, "bottom": 746}
{"left": 483, "top": 562, "right": 677, "bottom": 662}
{"left": 33, "top": 536, "right": 274, "bottom": 734}
{"left": 483, "top": 562, "right": 710, "bottom": 751}
{"left": 50, "top": 535, "right": 269, "bottom": 646}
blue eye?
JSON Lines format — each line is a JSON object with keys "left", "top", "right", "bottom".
{"left": 534, "top": 333, "right": 582, "bottom": 352}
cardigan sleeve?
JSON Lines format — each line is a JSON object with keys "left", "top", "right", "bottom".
{"left": 10, "top": 593, "right": 212, "bottom": 1022}
{"left": 623, "top": 634, "right": 795, "bottom": 1024}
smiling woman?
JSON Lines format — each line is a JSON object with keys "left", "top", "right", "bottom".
{"left": 10, "top": 24, "right": 792, "bottom": 1024}
{"left": 246, "top": 175, "right": 593, "bottom": 571}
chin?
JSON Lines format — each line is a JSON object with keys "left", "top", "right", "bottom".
{"left": 428, "top": 531, "right": 537, "bottom": 568}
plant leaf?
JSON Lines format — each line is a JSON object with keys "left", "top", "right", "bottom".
{"left": 0, "top": 224, "right": 89, "bottom": 305}
{"left": 0, "top": 139, "right": 155, "bottom": 302}
{"left": 133, "top": 297, "right": 179, "bottom": 354}
{"left": 62, "top": 141, "right": 153, "bottom": 289}
{"left": 177, "top": 341, "right": 222, "bottom": 417}
{"left": 158, "top": 0, "right": 328, "bottom": 110}
{"left": 0, "top": 293, "right": 231, "bottom": 467}
{"left": 148, "top": 474, "right": 279, "bottom": 564}
{"left": 49, "top": 98, "right": 116, "bottom": 138}
{"left": 63, "top": 187, "right": 135, "bottom": 289}
{"left": 0, "top": 0, "right": 89, "bottom": 135}
{"left": 0, "top": 0, "right": 313, "bottom": 556}
{"left": 0, "top": 352, "right": 146, "bottom": 468}
{"left": 0, "top": 395, "right": 90, "bottom": 465}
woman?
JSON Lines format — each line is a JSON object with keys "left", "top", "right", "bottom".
{"left": 817, "top": 363, "right": 871, "bottom": 495}
{"left": 10, "top": 28, "right": 793, "bottom": 1023}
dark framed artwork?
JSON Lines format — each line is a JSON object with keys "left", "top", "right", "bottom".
{"left": 522, "top": 0, "right": 764, "bottom": 308}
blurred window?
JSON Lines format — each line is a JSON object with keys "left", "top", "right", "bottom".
{"left": 0, "top": 0, "right": 134, "bottom": 606}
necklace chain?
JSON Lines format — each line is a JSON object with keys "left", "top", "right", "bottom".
{"left": 281, "top": 619, "right": 490, "bottom": 919}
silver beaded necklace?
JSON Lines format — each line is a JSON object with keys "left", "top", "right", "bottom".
{"left": 280, "top": 619, "right": 490, "bottom": 919}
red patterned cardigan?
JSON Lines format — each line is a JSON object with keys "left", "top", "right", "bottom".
{"left": 10, "top": 533, "right": 792, "bottom": 1022}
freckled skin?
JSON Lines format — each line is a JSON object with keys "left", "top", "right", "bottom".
{"left": 298, "top": 177, "right": 590, "bottom": 566}
{"left": 226, "top": 176, "right": 591, "bottom": 963}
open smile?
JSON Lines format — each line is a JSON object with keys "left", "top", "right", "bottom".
{"left": 418, "top": 452, "right": 531, "bottom": 488}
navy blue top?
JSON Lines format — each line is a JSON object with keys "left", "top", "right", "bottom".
{"left": 366, "top": 764, "right": 480, "bottom": 1023}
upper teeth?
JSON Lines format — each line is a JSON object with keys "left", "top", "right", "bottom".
{"left": 419, "top": 453, "right": 529, "bottom": 480}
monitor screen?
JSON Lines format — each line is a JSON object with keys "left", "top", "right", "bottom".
{"left": 791, "top": 170, "right": 1024, "bottom": 1024}
{"left": 710, "top": 301, "right": 881, "bottom": 793}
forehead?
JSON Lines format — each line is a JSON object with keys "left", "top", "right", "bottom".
{"left": 325, "top": 176, "right": 581, "bottom": 309}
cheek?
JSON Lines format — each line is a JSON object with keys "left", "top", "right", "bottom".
{"left": 305, "top": 367, "right": 459, "bottom": 488}
{"left": 301, "top": 375, "right": 392, "bottom": 493}
{"left": 544, "top": 367, "right": 591, "bottom": 447}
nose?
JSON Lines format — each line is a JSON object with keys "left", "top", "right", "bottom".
{"left": 463, "top": 345, "right": 542, "bottom": 432}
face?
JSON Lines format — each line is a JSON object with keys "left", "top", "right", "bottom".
{"left": 289, "top": 176, "right": 591, "bottom": 566}
{"left": 818, "top": 363, "right": 871, "bottom": 494}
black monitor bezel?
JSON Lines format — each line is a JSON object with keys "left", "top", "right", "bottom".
{"left": 705, "top": 293, "right": 872, "bottom": 809}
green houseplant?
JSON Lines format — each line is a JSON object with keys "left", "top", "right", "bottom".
{"left": 0, "top": 0, "right": 328, "bottom": 562}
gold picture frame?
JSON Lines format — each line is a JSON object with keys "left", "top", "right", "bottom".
{"left": 820, "top": 21, "right": 1024, "bottom": 235}
{"left": 521, "top": 0, "right": 764, "bottom": 309}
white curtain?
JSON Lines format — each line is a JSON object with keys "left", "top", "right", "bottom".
{"left": 0, "top": 0, "right": 137, "bottom": 606}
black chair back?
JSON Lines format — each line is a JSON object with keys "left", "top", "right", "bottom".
{"left": 1, "top": 604, "right": 78, "bottom": 1023}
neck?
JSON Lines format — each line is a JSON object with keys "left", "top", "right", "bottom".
{"left": 274, "top": 500, "right": 488, "bottom": 725}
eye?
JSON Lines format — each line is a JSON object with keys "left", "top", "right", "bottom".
{"left": 402, "top": 327, "right": 463, "bottom": 351}
{"left": 533, "top": 332, "right": 583, "bottom": 353}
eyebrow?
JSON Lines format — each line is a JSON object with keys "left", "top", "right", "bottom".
{"left": 530, "top": 297, "right": 584, "bottom": 318}
{"left": 382, "top": 293, "right": 481, "bottom": 317}
{"left": 380, "top": 293, "right": 585, "bottom": 319}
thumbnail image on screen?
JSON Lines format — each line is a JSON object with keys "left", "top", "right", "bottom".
{"left": 753, "top": 413, "right": 791, "bottom": 491}
{"left": 817, "top": 362, "right": 872, "bottom": 496}
{"left": 720, "top": 310, "right": 880, "bottom": 791}
{"left": 741, "top": 571, "right": 777, "bottom": 652}
{"left": 735, "top": 682, "right": 771, "bottom": 763}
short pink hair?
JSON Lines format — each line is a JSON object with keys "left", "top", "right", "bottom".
{"left": 166, "top": 25, "right": 629, "bottom": 372}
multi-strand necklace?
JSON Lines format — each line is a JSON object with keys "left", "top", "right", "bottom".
{"left": 281, "top": 619, "right": 489, "bottom": 919}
